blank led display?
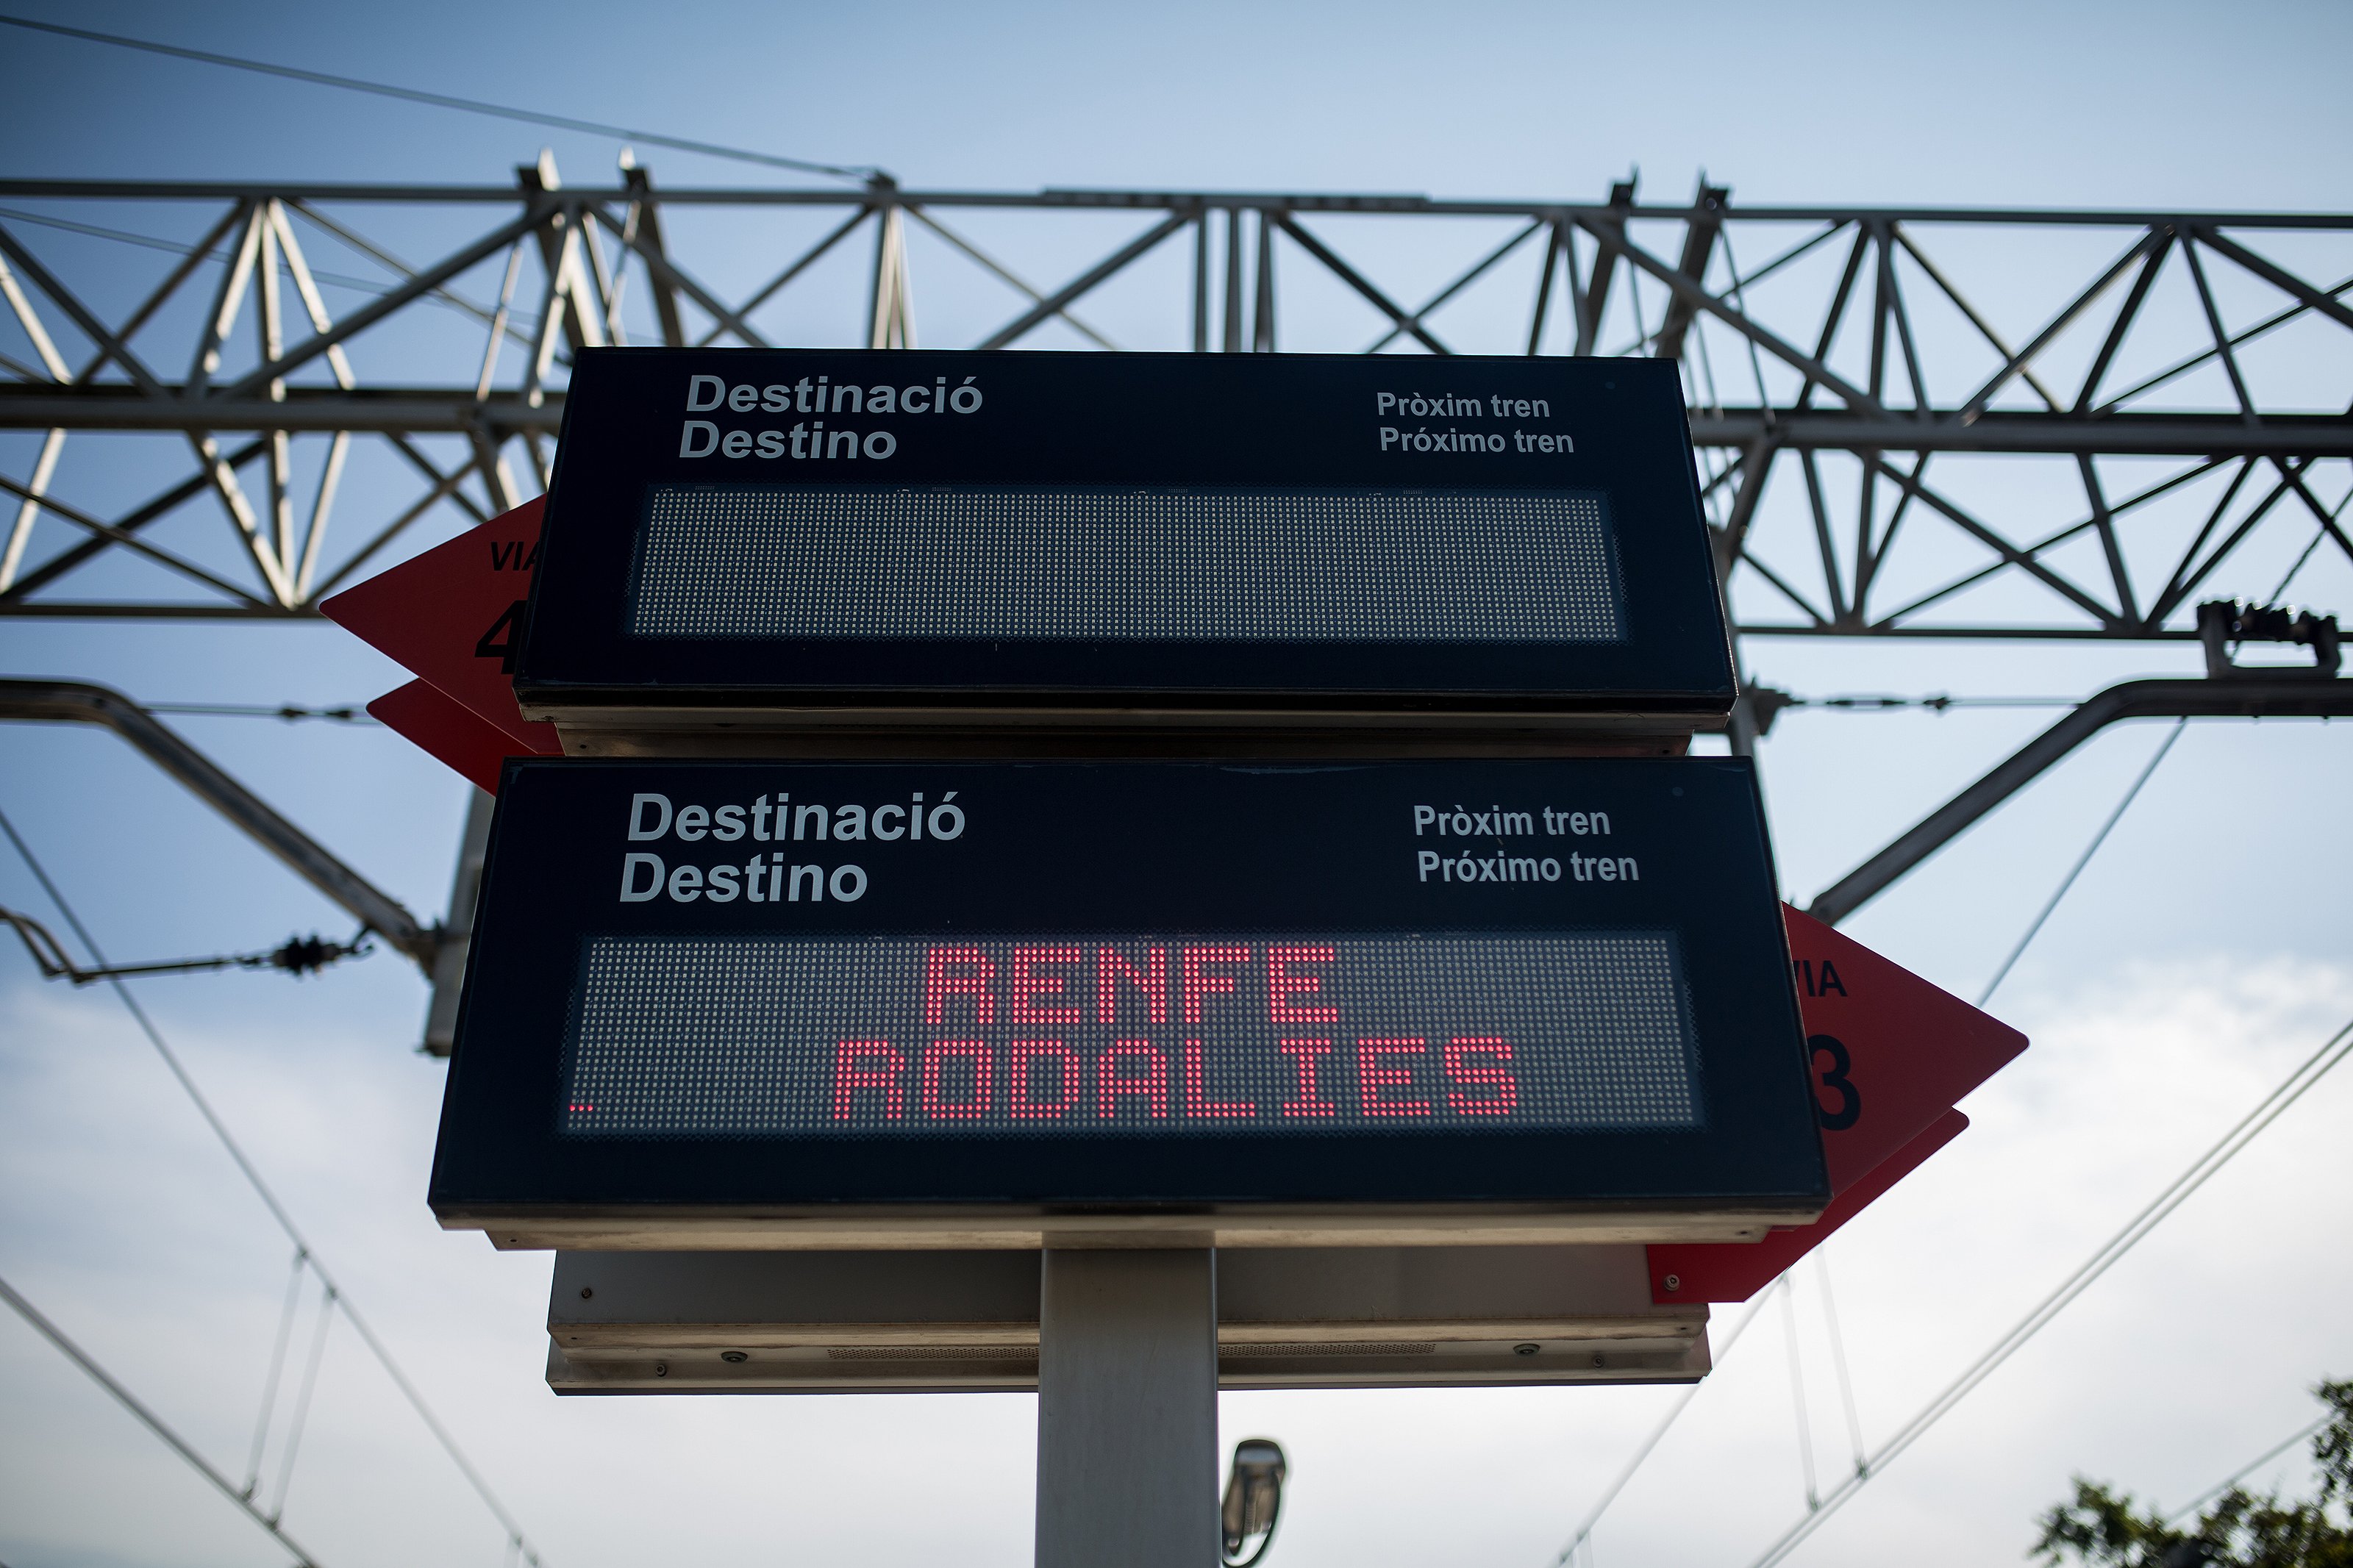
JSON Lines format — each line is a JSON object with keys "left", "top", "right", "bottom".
{"left": 626, "top": 486, "right": 1624, "bottom": 643}
{"left": 560, "top": 931, "right": 1696, "bottom": 1138}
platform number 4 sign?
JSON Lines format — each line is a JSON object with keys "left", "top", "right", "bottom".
{"left": 318, "top": 497, "right": 563, "bottom": 790}
{"left": 476, "top": 599, "right": 526, "bottom": 675}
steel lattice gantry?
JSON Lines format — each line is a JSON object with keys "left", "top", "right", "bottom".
{"left": 0, "top": 161, "right": 2347, "bottom": 636}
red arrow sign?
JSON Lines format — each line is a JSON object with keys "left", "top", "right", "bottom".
{"left": 368, "top": 679, "right": 549, "bottom": 795}
{"left": 1780, "top": 906, "right": 2027, "bottom": 1192}
{"left": 1647, "top": 907, "right": 2027, "bottom": 1302}
{"left": 322, "top": 500, "right": 563, "bottom": 787}
{"left": 321, "top": 498, "right": 563, "bottom": 753}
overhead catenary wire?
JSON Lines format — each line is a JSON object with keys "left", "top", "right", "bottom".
{"left": 1736, "top": 1009, "right": 2353, "bottom": 1568}
{"left": 2268, "top": 480, "right": 2351, "bottom": 602}
{"left": 2164, "top": 1410, "right": 2334, "bottom": 1524}
{"left": 0, "top": 803, "right": 545, "bottom": 1567}
{"left": 1779, "top": 1274, "right": 1820, "bottom": 1511}
{"left": 1549, "top": 1290, "right": 1776, "bottom": 1565}
{"left": 268, "top": 1276, "right": 338, "bottom": 1524}
{"left": 0, "top": 1270, "right": 326, "bottom": 1568}
{"left": 1978, "top": 717, "right": 2187, "bottom": 1006}
{"left": 243, "top": 1245, "right": 309, "bottom": 1500}
{"left": 139, "top": 701, "right": 378, "bottom": 724}
{"left": 3, "top": 902, "right": 371, "bottom": 983}
{"left": 1810, "top": 1254, "right": 1867, "bottom": 1478}
{"left": 1780, "top": 693, "right": 2085, "bottom": 711}
{"left": 0, "top": 13, "right": 880, "bottom": 183}
{"left": 1713, "top": 220, "right": 1779, "bottom": 429}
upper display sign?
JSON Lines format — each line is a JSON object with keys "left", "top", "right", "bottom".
{"left": 429, "top": 755, "right": 1824, "bottom": 1250}
{"left": 515, "top": 351, "right": 1733, "bottom": 745}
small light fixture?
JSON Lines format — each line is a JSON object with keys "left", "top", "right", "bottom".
{"left": 1221, "top": 1438, "right": 1288, "bottom": 1567}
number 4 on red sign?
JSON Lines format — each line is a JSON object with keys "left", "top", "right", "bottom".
{"left": 476, "top": 599, "right": 526, "bottom": 674}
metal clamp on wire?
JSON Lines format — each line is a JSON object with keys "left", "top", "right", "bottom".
{"left": 2197, "top": 598, "right": 2343, "bottom": 679}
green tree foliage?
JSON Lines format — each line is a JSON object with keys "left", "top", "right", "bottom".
{"left": 2035, "top": 1381, "right": 2353, "bottom": 1568}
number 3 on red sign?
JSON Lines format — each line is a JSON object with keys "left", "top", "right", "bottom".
{"left": 1808, "top": 1033, "right": 1861, "bottom": 1131}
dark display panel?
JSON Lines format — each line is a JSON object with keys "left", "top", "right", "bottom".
{"left": 561, "top": 932, "right": 1696, "bottom": 1137}
{"left": 432, "top": 757, "right": 1824, "bottom": 1222}
{"left": 627, "top": 486, "right": 1623, "bottom": 643}
{"left": 517, "top": 351, "right": 1733, "bottom": 719}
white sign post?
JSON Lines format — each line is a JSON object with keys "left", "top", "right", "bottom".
{"left": 1036, "top": 1249, "right": 1218, "bottom": 1568}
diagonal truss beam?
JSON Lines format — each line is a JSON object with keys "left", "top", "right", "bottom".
{"left": 0, "top": 173, "right": 2340, "bottom": 637}
{"left": 976, "top": 212, "right": 1190, "bottom": 351}
{"left": 1274, "top": 213, "right": 1452, "bottom": 355}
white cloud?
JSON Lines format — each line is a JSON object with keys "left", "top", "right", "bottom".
{"left": 4, "top": 953, "right": 2348, "bottom": 1567}
{"left": 1227, "top": 955, "right": 2353, "bottom": 1568}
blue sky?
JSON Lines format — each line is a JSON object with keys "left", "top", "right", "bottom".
{"left": 1, "top": 3, "right": 2349, "bottom": 1566}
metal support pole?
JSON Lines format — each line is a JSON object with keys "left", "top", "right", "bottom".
{"left": 421, "top": 788, "right": 494, "bottom": 1056}
{"left": 1036, "top": 1248, "right": 1217, "bottom": 1568}
{"left": 1252, "top": 212, "right": 1277, "bottom": 354}
{"left": 1725, "top": 690, "right": 1761, "bottom": 758}
{"left": 1191, "top": 208, "right": 1209, "bottom": 355}
{"left": 1222, "top": 210, "right": 1244, "bottom": 354}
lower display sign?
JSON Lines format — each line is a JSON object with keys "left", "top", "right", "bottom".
{"left": 433, "top": 756, "right": 1825, "bottom": 1247}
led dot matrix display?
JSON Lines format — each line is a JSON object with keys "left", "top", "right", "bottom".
{"left": 628, "top": 486, "right": 1624, "bottom": 643}
{"left": 561, "top": 933, "right": 1696, "bottom": 1138}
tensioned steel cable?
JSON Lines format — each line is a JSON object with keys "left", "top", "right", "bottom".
{"left": 1713, "top": 222, "right": 1779, "bottom": 431}
{"left": 2270, "top": 482, "right": 2352, "bottom": 603}
{"left": 1779, "top": 1275, "right": 1819, "bottom": 1510}
{"left": 1979, "top": 717, "right": 2188, "bottom": 1006}
{"left": 1548, "top": 1290, "right": 1777, "bottom": 1565}
{"left": 1735, "top": 1009, "right": 2353, "bottom": 1568}
{"left": 1784, "top": 695, "right": 2084, "bottom": 711}
{"left": 1810, "top": 1254, "right": 1867, "bottom": 1481}
{"left": 2163, "top": 1409, "right": 2333, "bottom": 1524}
{"left": 0, "top": 1270, "right": 326, "bottom": 1568}
{"left": 243, "top": 1245, "right": 309, "bottom": 1500}
{"left": 0, "top": 13, "right": 880, "bottom": 182}
{"left": 0, "top": 803, "right": 544, "bottom": 1567}
{"left": 268, "top": 1275, "right": 338, "bottom": 1524}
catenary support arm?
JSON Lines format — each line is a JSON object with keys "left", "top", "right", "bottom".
{"left": 0, "top": 677, "right": 436, "bottom": 965}
{"left": 1805, "top": 675, "right": 2353, "bottom": 926}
